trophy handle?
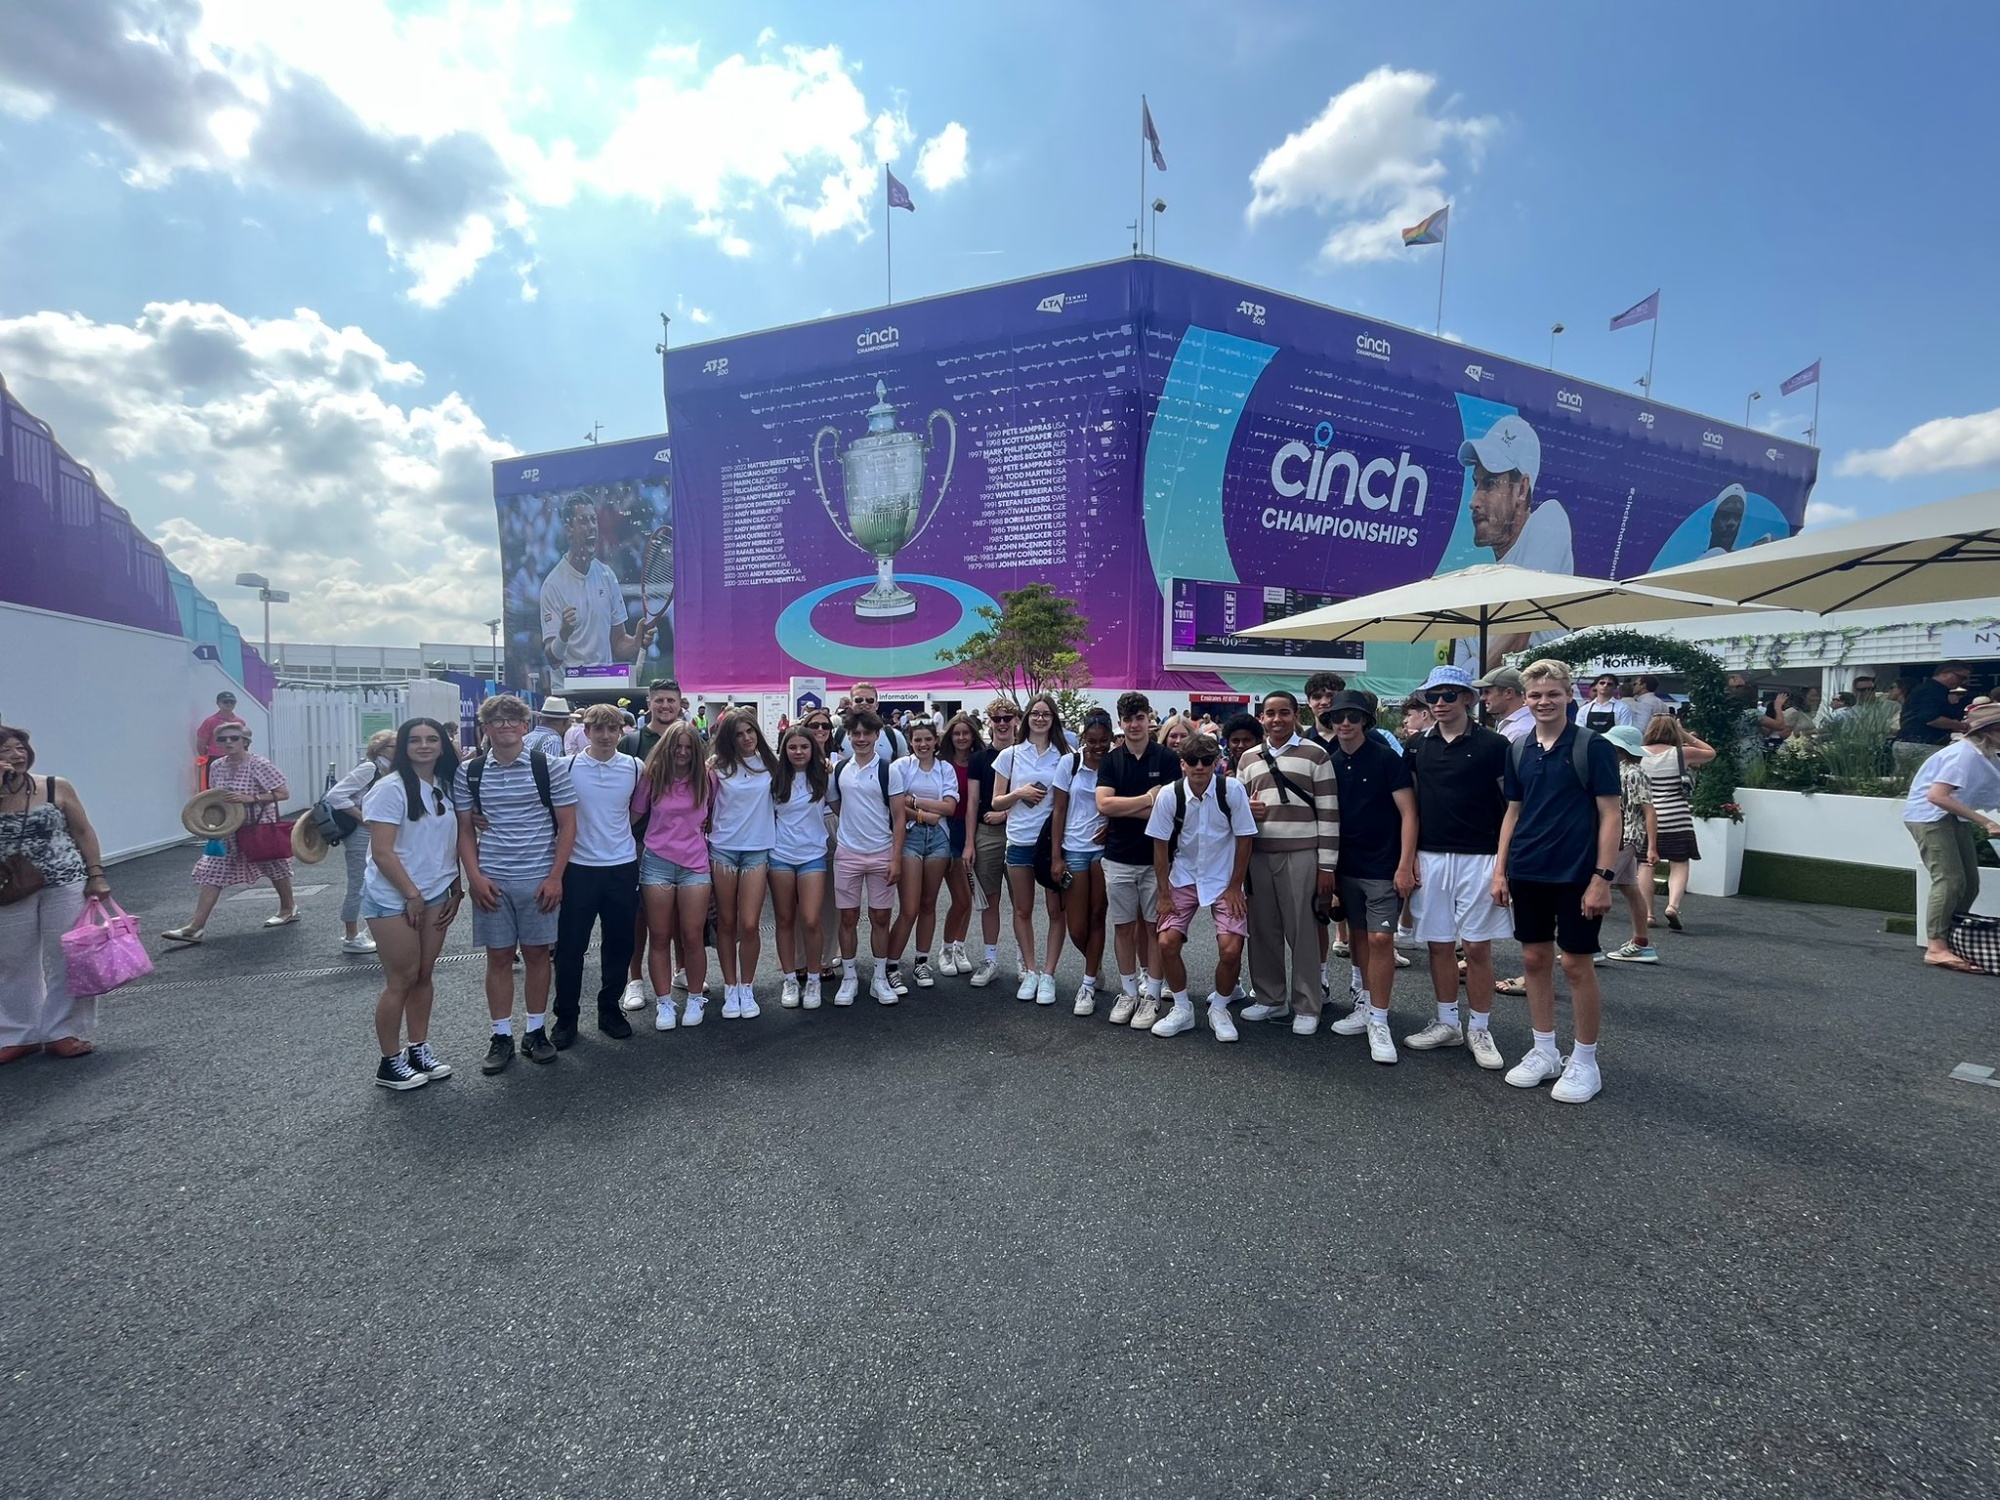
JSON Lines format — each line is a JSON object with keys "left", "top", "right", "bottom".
{"left": 906, "top": 408, "right": 957, "bottom": 550}
{"left": 811, "top": 425, "right": 860, "bottom": 550}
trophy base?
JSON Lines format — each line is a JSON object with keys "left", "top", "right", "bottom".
{"left": 854, "top": 585, "right": 917, "bottom": 621}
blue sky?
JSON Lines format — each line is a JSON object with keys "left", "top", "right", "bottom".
{"left": 2, "top": 0, "right": 1996, "bottom": 643}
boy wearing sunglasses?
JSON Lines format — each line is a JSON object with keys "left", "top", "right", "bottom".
{"left": 1143, "top": 735, "right": 1259, "bottom": 1041}
{"left": 1318, "top": 692, "right": 1416, "bottom": 1063}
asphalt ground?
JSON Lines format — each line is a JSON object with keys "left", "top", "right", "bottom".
{"left": 3, "top": 842, "right": 1996, "bottom": 1499}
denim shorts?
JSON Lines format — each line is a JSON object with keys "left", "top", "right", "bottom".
{"left": 362, "top": 888, "right": 455, "bottom": 920}
{"left": 1005, "top": 841, "right": 1039, "bottom": 869}
{"left": 1061, "top": 847, "right": 1104, "bottom": 870}
{"left": 905, "top": 823, "right": 953, "bottom": 860}
{"left": 770, "top": 855, "right": 829, "bottom": 877}
{"left": 641, "top": 848, "right": 711, "bottom": 888}
{"left": 712, "top": 847, "right": 770, "bottom": 873}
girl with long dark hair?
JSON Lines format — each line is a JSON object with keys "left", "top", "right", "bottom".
{"left": 361, "top": 718, "right": 464, "bottom": 1090}
{"left": 1050, "top": 711, "right": 1114, "bottom": 1014}
{"left": 770, "top": 727, "right": 832, "bottom": 1008}
{"left": 708, "top": 709, "right": 780, "bottom": 1017}
{"left": 887, "top": 719, "right": 959, "bottom": 988}
{"left": 990, "top": 692, "right": 1071, "bottom": 1004}
{"left": 937, "top": 712, "right": 984, "bottom": 974}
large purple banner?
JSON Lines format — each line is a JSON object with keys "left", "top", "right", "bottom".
{"left": 664, "top": 261, "right": 1816, "bottom": 694}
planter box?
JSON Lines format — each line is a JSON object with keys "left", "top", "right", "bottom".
{"left": 1736, "top": 787, "right": 1917, "bottom": 870}
{"left": 1686, "top": 816, "right": 1746, "bottom": 897}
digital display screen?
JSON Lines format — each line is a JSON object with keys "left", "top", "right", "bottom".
{"left": 1164, "top": 579, "right": 1365, "bottom": 671}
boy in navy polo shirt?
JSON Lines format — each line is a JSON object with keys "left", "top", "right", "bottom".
{"left": 1492, "top": 659, "right": 1622, "bottom": 1104}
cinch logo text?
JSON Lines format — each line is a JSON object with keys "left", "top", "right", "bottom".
{"left": 1355, "top": 333, "right": 1392, "bottom": 361}
{"left": 1556, "top": 389, "right": 1583, "bottom": 412}
{"left": 1270, "top": 419, "right": 1429, "bottom": 516}
{"left": 856, "top": 326, "right": 901, "bottom": 351}
{"left": 1702, "top": 430, "right": 1725, "bottom": 449}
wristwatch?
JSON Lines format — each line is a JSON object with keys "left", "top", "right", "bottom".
{"left": 1593, "top": 867, "right": 1617, "bottom": 881}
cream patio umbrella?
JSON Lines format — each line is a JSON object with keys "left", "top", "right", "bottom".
{"left": 1634, "top": 488, "right": 2000, "bottom": 612}
{"left": 1232, "top": 562, "right": 1773, "bottom": 670}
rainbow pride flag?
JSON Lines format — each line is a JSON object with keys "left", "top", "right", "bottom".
{"left": 1401, "top": 205, "right": 1449, "bottom": 246}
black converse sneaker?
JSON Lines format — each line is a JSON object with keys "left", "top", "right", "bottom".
{"left": 406, "top": 1042, "right": 453, "bottom": 1079}
{"left": 374, "top": 1053, "right": 428, "bottom": 1090}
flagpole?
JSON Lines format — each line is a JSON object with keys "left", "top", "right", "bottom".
{"left": 1434, "top": 204, "right": 1449, "bottom": 334}
{"left": 885, "top": 168, "right": 893, "bottom": 306}
{"left": 1810, "top": 377, "right": 1821, "bottom": 446}
{"left": 1137, "top": 96, "right": 1147, "bottom": 257}
{"left": 1645, "top": 297, "right": 1659, "bottom": 395}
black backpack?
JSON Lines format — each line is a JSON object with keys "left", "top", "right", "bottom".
{"left": 1507, "top": 726, "right": 1601, "bottom": 791}
{"left": 1166, "top": 773, "right": 1233, "bottom": 864}
{"left": 835, "top": 753, "right": 894, "bottom": 807}
{"left": 1030, "top": 752, "right": 1085, "bottom": 891}
{"left": 466, "top": 750, "right": 555, "bottom": 824}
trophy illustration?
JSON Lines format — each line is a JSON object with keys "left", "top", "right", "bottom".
{"left": 812, "top": 380, "right": 957, "bottom": 620}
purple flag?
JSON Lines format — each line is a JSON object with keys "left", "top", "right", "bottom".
{"left": 887, "top": 169, "right": 914, "bottom": 212}
{"left": 1780, "top": 359, "right": 1820, "bottom": 396}
{"left": 1609, "top": 291, "right": 1659, "bottom": 330}
{"left": 1143, "top": 97, "right": 1166, "bottom": 171}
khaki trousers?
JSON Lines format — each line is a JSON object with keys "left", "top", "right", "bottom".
{"left": 1248, "top": 848, "right": 1322, "bottom": 1017}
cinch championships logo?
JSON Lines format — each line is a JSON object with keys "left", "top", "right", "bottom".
{"left": 1263, "top": 419, "right": 1427, "bottom": 546}
{"left": 1354, "top": 332, "right": 1392, "bottom": 362}
{"left": 856, "top": 325, "right": 901, "bottom": 353}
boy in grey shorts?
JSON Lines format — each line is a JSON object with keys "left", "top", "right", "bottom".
{"left": 456, "top": 695, "right": 579, "bottom": 1073}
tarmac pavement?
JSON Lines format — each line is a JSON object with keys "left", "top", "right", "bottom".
{"left": 2, "top": 842, "right": 1995, "bottom": 1498}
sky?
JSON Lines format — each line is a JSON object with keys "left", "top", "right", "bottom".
{"left": 2, "top": 0, "right": 1997, "bottom": 647}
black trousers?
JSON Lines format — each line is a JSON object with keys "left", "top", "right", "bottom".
{"left": 553, "top": 861, "right": 640, "bottom": 1022}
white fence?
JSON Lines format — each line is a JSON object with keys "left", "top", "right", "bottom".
{"left": 270, "top": 687, "right": 411, "bottom": 809}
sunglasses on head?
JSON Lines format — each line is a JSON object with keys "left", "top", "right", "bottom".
{"left": 1183, "top": 754, "right": 1218, "bottom": 767}
{"left": 1423, "top": 689, "right": 1464, "bottom": 703}
{"left": 431, "top": 787, "right": 448, "bottom": 815}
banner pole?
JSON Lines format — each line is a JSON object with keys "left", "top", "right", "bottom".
{"left": 885, "top": 170, "right": 893, "bottom": 306}
{"left": 1645, "top": 307, "right": 1658, "bottom": 396}
{"left": 657, "top": 313, "right": 671, "bottom": 431}
{"left": 1434, "top": 213, "right": 1449, "bottom": 335}
{"left": 1811, "top": 378, "right": 1821, "bottom": 446}
{"left": 1138, "top": 96, "right": 1146, "bottom": 256}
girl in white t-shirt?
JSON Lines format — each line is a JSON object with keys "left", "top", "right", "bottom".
{"left": 769, "top": 727, "right": 833, "bottom": 1009}
{"left": 362, "top": 718, "right": 464, "bottom": 1091}
{"left": 989, "top": 692, "right": 1072, "bottom": 1006}
{"left": 708, "top": 710, "right": 780, "bottom": 1019}
{"left": 1049, "top": 712, "right": 1113, "bottom": 1014}
{"left": 888, "top": 721, "right": 961, "bottom": 989}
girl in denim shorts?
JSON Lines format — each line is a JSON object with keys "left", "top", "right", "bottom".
{"left": 888, "top": 720, "right": 961, "bottom": 989}
{"left": 769, "top": 727, "right": 833, "bottom": 1009}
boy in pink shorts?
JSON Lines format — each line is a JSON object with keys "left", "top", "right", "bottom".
{"left": 1143, "top": 733, "right": 1259, "bottom": 1041}
{"left": 830, "top": 712, "right": 908, "bottom": 1005}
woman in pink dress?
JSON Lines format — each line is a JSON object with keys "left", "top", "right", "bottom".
{"left": 162, "top": 723, "right": 296, "bottom": 942}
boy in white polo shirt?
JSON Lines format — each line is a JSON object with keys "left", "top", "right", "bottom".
{"left": 1144, "top": 733, "right": 1259, "bottom": 1042}
{"left": 830, "top": 711, "right": 908, "bottom": 1005}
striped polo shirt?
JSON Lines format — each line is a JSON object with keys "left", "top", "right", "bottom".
{"left": 1233, "top": 736, "right": 1339, "bottom": 870}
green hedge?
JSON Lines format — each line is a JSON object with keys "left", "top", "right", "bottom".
{"left": 1738, "top": 852, "right": 1915, "bottom": 914}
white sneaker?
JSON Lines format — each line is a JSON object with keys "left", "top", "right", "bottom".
{"left": 781, "top": 976, "right": 802, "bottom": 1009}
{"left": 721, "top": 986, "right": 743, "bottom": 1020}
{"left": 1108, "top": 992, "right": 1138, "bottom": 1025}
{"left": 914, "top": 957, "right": 935, "bottom": 989}
{"left": 1394, "top": 928, "right": 1420, "bottom": 949}
{"left": 955, "top": 943, "right": 974, "bottom": 974}
{"left": 1505, "top": 1049, "right": 1565, "bottom": 1089}
{"left": 1207, "top": 1003, "right": 1239, "bottom": 1042}
{"left": 1331, "top": 941, "right": 1350, "bottom": 958}
{"left": 654, "top": 998, "right": 677, "bottom": 1032}
{"left": 833, "top": 975, "right": 857, "bottom": 1006}
{"left": 682, "top": 995, "right": 706, "bottom": 1027}
{"left": 1241, "top": 1000, "right": 1290, "bottom": 1023}
{"left": 620, "top": 978, "right": 648, "bottom": 1012}
{"left": 968, "top": 958, "right": 999, "bottom": 987}
{"left": 1072, "top": 980, "right": 1097, "bottom": 1017}
{"left": 1551, "top": 1056, "right": 1602, "bottom": 1104}
{"left": 341, "top": 934, "right": 377, "bottom": 954}
{"left": 1130, "top": 994, "right": 1163, "bottom": 1030}
{"left": 738, "top": 987, "right": 760, "bottom": 1018}
{"left": 1468, "top": 1026, "right": 1505, "bottom": 1070}
{"left": 1393, "top": 951, "right": 1411, "bottom": 969}
{"left": 871, "top": 976, "right": 900, "bottom": 1005}
{"left": 1366, "top": 1017, "right": 1399, "bottom": 1064}
{"left": 671, "top": 968, "right": 688, "bottom": 992}
{"left": 1015, "top": 971, "right": 1039, "bottom": 1000}
{"left": 1404, "top": 1020, "right": 1465, "bottom": 1051}
{"left": 1151, "top": 998, "right": 1197, "bottom": 1037}
{"left": 1291, "top": 1013, "right": 1321, "bottom": 1037}
{"left": 1328, "top": 999, "right": 1370, "bottom": 1036}
{"left": 933, "top": 946, "right": 957, "bottom": 976}
{"left": 1035, "top": 973, "right": 1057, "bottom": 1006}
{"left": 803, "top": 976, "right": 823, "bottom": 1010}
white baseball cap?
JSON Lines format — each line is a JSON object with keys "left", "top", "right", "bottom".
{"left": 1457, "top": 415, "right": 1541, "bottom": 486}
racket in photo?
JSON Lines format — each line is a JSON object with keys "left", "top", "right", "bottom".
{"left": 641, "top": 525, "right": 675, "bottom": 617}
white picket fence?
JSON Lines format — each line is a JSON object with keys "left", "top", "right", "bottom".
{"left": 270, "top": 687, "right": 411, "bottom": 811}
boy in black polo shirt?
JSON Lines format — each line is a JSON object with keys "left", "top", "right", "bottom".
{"left": 1095, "top": 692, "right": 1183, "bottom": 1025}
{"left": 1493, "top": 659, "right": 1622, "bottom": 1104}
{"left": 1321, "top": 692, "right": 1416, "bottom": 1063}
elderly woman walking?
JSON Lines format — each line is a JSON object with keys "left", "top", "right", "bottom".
{"left": 0, "top": 726, "right": 114, "bottom": 1062}
{"left": 325, "top": 728, "right": 396, "bottom": 955}
{"left": 1905, "top": 701, "right": 2000, "bottom": 973}
{"left": 163, "top": 723, "right": 295, "bottom": 942}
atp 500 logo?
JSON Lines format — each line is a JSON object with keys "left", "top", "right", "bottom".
{"left": 1236, "top": 300, "right": 1267, "bottom": 326}
{"left": 702, "top": 357, "right": 729, "bottom": 376}
{"left": 856, "top": 326, "right": 901, "bottom": 352}
{"left": 1637, "top": 412, "right": 1656, "bottom": 429}
{"left": 1354, "top": 332, "right": 1392, "bottom": 362}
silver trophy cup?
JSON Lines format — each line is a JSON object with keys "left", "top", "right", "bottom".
{"left": 812, "top": 380, "right": 957, "bottom": 620}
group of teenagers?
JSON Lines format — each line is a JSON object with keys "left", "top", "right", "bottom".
{"left": 351, "top": 656, "right": 1696, "bottom": 1105}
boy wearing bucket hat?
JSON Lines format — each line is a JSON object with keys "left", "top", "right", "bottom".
{"left": 1317, "top": 692, "right": 1415, "bottom": 1062}
{"left": 1401, "top": 664, "right": 1513, "bottom": 1069}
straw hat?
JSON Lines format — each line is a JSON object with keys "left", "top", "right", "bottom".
{"left": 290, "top": 810, "right": 329, "bottom": 864}
{"left": 1964, "top": 701, "right": 2000, "bottom": 736}
{"left": 182, "top": 790, "right": 245, "bottom": 838}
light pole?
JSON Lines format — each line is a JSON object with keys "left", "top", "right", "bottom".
{"left": 1548, "top": 322, "right": 1564, "bottom": 369}
{"left": 484, "top": 617, "right": 501, "bottom": 680}
{"left": 1745, "top": 390, "right": 1762, "bottom": 427}
{"left": 233, "top": 572, "right": 289, "bottom": 665}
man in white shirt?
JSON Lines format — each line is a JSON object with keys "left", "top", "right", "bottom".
{"left": 1454, "top": 415, "right": 1573, "bottom": 670}
{"left": 1625, "top": 676, "right": 1672, "bottom": 730}
{"left": 539, "top": 495, "right": 653, "bottom": 687}
{"left": 1144, "top": 734, "right": 1259, "bottom": 1043}
{"left": 550, "top": 703, "right": 643, "bottom": 1049}
{"left": 1474, "top": 666, "right": 1534, "bottom": 743}
{"left": 830, "top": 711, "right": 909, "bottom": 1005}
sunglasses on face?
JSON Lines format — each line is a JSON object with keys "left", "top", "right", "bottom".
{"left": 216, "top": 736, "right": 246, "bottom": 744}
{"left": 990, "top": 714, "right": 1018, "bottom": 724}
{"left": 1183, "top": 754, "right": 1218, "bottom": 767}
{"left": 1423, "top": 689, "right": 1464, "bottom": 703}
{"left": 1329, "top": 711, "right": 1369, "bottom": 725}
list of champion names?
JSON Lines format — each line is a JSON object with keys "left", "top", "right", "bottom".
{"left": 967, "top": 419, "right": 1072, "bottom": 570}
{"left": 719, "top": 457, "right": 805, "bottom": 587}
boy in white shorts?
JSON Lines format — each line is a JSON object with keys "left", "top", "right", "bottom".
{"left": 1401, "top": 665, "right": 1512, "bottom": 1070}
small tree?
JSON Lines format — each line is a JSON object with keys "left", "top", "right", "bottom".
{"left": 942, "top": 583, "right": 1093, "bottom": 708}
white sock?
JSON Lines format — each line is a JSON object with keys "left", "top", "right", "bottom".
{"left": 492, "top": 1019, "right": 512, "bottom": 1037}
{"left": 1349, "top": 966, "right": 1364, "bottom": 1001}
{"left": 527, "top": 1012, "right": 546, "bottom": 1032}
{"left": 1437, "top": 1001, "right": 1460, "bottom": 1027}
{"left": 1368, "top": 1005, "right": 1389, "bottom": 1025}
{"left": 984, "top": 944, "right": 998, "bottom": 963}
{"left": 842, "top": 958, "right": 857, "bottom": 979}
{"left": 1320, "top": 962, "right": 1331, "bottom": 988}
{"left": 1172, "top": 990, "right": 1190, "bottom": 1006}
{"left": 1532, "top": 1028, "right": 1559, "bottom": 1057}
{"left": 874, "top": 959, "right": 888, "bottom": 984}
{"left": 1467, "top": 1009, "right": 1490, "bottom": 1032}
{"left": 1573, "top": 1041, "right": 1598, "bottom": 1065}
{"left": 1079, "top": 975, "right": 1096, "bottom": 990}
{"left": 1143, "top": 973, "right": 1163, "bottom": 999}
{"left": 1120, "top": 972, "right": 1138, "bottom": 996}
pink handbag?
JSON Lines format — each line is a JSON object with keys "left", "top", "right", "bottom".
{"left": 61, "top": 896, "right": 155, "bottom": 998}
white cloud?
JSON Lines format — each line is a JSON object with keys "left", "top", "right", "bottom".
{"left": 1804, "top": 499, "right": 1859, "bottom": 528}
{"left": 0, "top": 301, "right": 514, "bottom": 644}
{"left": 914, "top": 122, "right": 969, "bottom": 191}
{"left": 1246, "top": 66, "right": 1496, "bottom": 265}
{"left": 0, "top": 5, "right": 968, "bottom": 299}
{"left": 1837, "top": 407, "right": 2000, "bottom": 480}
{"left": 688, "top": 307, "right": 713, "bottom": 325}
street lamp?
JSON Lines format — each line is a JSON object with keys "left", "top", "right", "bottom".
{"left": 1745, "top": 390, "right": 1762, "bottom": 427}
{"left": 484, "top": 616, "right": 502, "bottom": 678}
{"left": 233, "top": 572, "right": 289, "bottom": 665}
{"left": 1548, "top": 322, "right": 1564, "bottom": 369}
